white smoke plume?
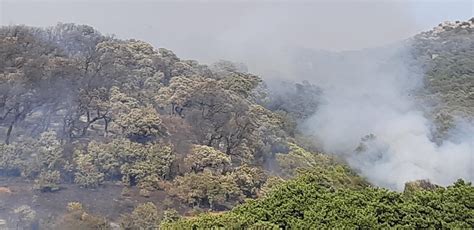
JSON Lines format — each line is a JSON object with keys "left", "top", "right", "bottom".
{"left": 301, "top": 44, "right": 474, "bottom": 190}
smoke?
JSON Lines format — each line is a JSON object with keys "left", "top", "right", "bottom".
{"left": 2, "top": 0, "right": 472, "bottom": 190}
{"left": 2, "top": 0, "right": 460, "bottom": 66}
{"left": 300, "top": 43, "right": 474, "bottom": 190}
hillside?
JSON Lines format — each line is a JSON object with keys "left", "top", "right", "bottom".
{"left": 0, "top": 18, "right": 473, "bottom": 229}
{"left": 0, "top": 23, "right": 333, "bottom": 228}
{"left": 412, "top": 18, "right": 474, "bottom": 141}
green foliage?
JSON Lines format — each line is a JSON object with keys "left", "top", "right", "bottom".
{"left": 0, "top": 131, "right": 66, "bottom": 189}
{"left": 114, "top": 106, "right": 166, "bottom": 139}
{"left": 168, "top": 170, "right": 243, "bottom": 210}
{"left": 110, "top": 87, "right": 167, "bottom": 140}
{"left": 265, "top": 81, "right": 321, "bottom": 121}
{"left": 275, "top": 142, "right": 335, "bottom": 178}
{"left": 231, "top": 165, "right": 267, "bottom": 198}
{"left": 73, "top": 153, "right": 105, "bottom": 188}
{"left": 67, "top": 202, "right": 84, "bottom": 212}
{"left": 14, "top": 205, "right": 37, "bottom": 229}
{"left": 1, "top": 22, "right": 473, "bottom": 228}
{"left": 412, "top": 20, "right": 474, "bottom": 140}
{"left": 219, "top": 73, "right": 261, "bottom": 99}
{"left": 161, "top": 209, "right": 181, "bottom": 223}
{"left": 34, "top": 170, "right": 61, "bottom": 192}
{"left": 120, "top": 202, "right": 161, "bottom": 230}
{"left": 156, "top": 76, "right": 286, "bottom": 164}
{"left": 73, "top": 139, "right": 175, "bottom": 188}
{"left": 246, "top": 104, "right": 288, "bottom": 163}
{"left": 0, "top": 143, "right": 22, "bottom": 175}
{"left": 185, "top": 145, "right": 231, "bottom": 174}
{"left": 164, "top": 172, "right": 474, "bottom": 229}
{"left": 257, "top": 176, "right": 285, "bottom": 198}
{"left": 55, "top": 202, "right": 110, "bottom": 230}
{"left": 22, "top": 131, "right": 65, "bottom": 178}
{"left": 118, "top": 141, "right": 174, "bottom": 187}
{"left": 403, "top": 179, "right": 439, "bottom": 195}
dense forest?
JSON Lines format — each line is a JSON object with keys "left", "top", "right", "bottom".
{"left": 0, "top": 18, "right": 472, "bottom": 229}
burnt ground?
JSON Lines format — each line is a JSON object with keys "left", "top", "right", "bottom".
{"left": 0, "top": 176, "right": 189, "bottom": 229}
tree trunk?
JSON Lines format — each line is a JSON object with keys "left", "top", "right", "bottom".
{"left": 171, "top": 103, "right": 175, "bottom": 115}
{"left": 5, "top": 121, "right": 14, "bottom": 145}
{"left": 104, "top": 117, "right": 109, "bottom": 137}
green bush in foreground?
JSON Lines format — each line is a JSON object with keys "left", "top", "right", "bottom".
{"left": 161, "top": 167, "right": 474, "bottom": 229}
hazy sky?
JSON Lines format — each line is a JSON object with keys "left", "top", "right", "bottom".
{"left": 1, "top": 0, "right": 473, "bottom": 63}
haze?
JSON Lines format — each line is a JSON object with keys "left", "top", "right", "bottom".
{"left": 1, "top": 0, "right": 472, "bottom": 66}
{"left": 0, "top": 0, "right": 473, "bottom": 190}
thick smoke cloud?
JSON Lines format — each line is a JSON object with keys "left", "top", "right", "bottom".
{"left": 301, "top": 45, "right": 474, "bottom": 190}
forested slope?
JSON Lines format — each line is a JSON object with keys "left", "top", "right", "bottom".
{"left": 0, "top": 23, "right": 328, "bottom": 228}
{"left": 0, "top": 18, "right": 473, "bottom": 229}
{"left": 412, "top": 18, "right": 474, "bottom": 141}
{"left": 163, "top": 18, "right": 474, "bottom": 229}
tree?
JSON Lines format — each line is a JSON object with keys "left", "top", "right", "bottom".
{"left": 276, "top": 142, "right": 334, "bottom": 178}
{"left": 34, "top": 170, "right": 61, "bottom": 192}
{"left": 117, "top": 141, "right": 174, "bottom": 187}
{"left": 120, "top": 202, "right": 161, "bottom": 230}
{"left": 184, "top": 145, "right": 231, "bottom": 174}
{"left": 265, "top": 80, "right": 321, "bottom": 121}
{"left": 168, "top": 170, "right": 243, "bottom": 210}
{"left": 163, "top": 172, "right": 472, "bottom": 229}
{"left": 73, "top": 139, "right": 174, "bottom": 188}
{"left": 54, "top": 202, "right": 110, "bottom": 230}
{"left": 0, "top": 142, "right": 22, "bottom": 175}
{"left": 110, "top": 87, "right": 167, "bottom": 142}
{"left": 0, "top": 26, "right": 72, "bottom": 143}
{"left": 231, "top": 165, "right": 267, "bottom": 198}
{"left": 0, "top": 131, "right": 66, "bottom": 181}
{"left": 161, "top": 209, "right": 181, "bottom": 223}
{"left": 74, "top": 153, "right": 105, "bottom": 188}
{"left": 14, "top": 205, "right": 37, "bottom": 229}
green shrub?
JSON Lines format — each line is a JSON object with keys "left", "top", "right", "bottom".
{"left": 34, "top": 170, "right": 61, "bottom": 192}
{"left": 163, "top": 170, "right": 473, "bottom": 228}
{"left": 120, "top": 202, "right": 160, "bottom": 230}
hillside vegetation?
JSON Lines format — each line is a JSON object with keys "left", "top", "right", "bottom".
{"left": 412, "top": 18, "right": 474, "bottom": 141}
{"left": 0, "top": 18, "right": 473, "bottom": 229}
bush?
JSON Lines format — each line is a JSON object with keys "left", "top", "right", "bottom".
{"left": 0, "top": 143, "right": 22, "bottom": 176}
{"left": 34, "top": 170, "right": 61, "bottom": 192}
{"left": 184, "top": 145, "right": 231, "bottom": 174}
{"left": 231, "top": 165, "right": 267, "bottom": 198}
{"left": 73, "top": 139, "right": 175, "bottom": 188}
{"left": 54, "top": 202, "right": 110, "bottom": 230}
{"left": 275, "top": 142, "right": 334, "bottom": 178}
{"left": 14, "top": 205, "right": 37, "bottom": 229}
{"left": 163, "top": 171, "right": 473, "bottom": 228}
{"left": 74, "top": 153, "right": 105, "bottom": 188}
{"left": 120, "top": 202, "right": 160, "bottom": 230}
{"left": 168, "top": 170, "right": 243, "bottom": 210}
{"left": 161, "top": 209, "right": 181, "bottom": 223}
{"left": 0, "top": 131, "right": 65, "bottom": 179}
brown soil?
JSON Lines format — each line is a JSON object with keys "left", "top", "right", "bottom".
{"left": 0, "top": 176, "right": 189, "bottom": 229}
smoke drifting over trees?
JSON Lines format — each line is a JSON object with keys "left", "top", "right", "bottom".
{"left": 301, "top": 40, "right": 473, "bottom": 190}
{"left": 0, "top": 1, "right": 473, "bottom": 228}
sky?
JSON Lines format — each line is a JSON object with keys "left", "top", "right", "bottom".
{"left": 0, "top": 0, "right": 473, "bottom": 64}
